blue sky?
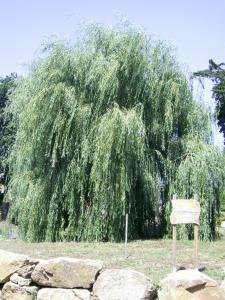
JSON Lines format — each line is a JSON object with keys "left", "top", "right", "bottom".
{"left": 1, "top": 0, "right": 224, "bottom": 144}
{"left": 1, "top": 0, "right": 224, "bottom": 75}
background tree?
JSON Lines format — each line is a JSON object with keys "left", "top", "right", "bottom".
{"left": 0, "top": 74, "right": 16, "bottom": 182}
{"left": 194, "top": 59, "right": 225, "bottom": 142}
{"left": 7, "top": 24, "right": 224, "bottom": 242}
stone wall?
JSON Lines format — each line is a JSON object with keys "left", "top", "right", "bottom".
{"left": 0, "top": 249, "right": 224, "bottom": 300}
{"left": 0, "top": 250, "right": 156, "bottom": 300}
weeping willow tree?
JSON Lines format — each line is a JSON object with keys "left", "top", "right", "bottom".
{"left": 7, "top": 23, "right": 225, "bottom": 242}
{"left": 165, "top": 136, "right": 225, "bottom": 240}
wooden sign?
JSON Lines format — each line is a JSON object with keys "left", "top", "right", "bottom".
{"left": 170, "top": 195, "right": 201, "bottom": 272}
{"left": 170, "top": 198, "right": 200, "bottom": 225}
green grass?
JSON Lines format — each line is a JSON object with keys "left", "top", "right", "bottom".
{"left": 0, "top": 222, "right": 14, "bottom": 239}
{"left": 0, "top": 238, "right": 224, "bottom": 285}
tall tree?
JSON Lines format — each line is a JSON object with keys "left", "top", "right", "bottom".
{"left": 0, "top": 74, "right": 16, "bottom": 178}
{"left": 194, "top": 59, "right": 225, "bottom": 142}
{"left": 7, "top": 24, "right": 224, "bottom": 242}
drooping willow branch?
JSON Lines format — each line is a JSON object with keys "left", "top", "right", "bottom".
{"left": 7, "top": 23, "right": 224, "bottom": 242}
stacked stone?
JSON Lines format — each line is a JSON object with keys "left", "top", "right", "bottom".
{"left": 0, "top": 249, "right": 224, "bottom": 299}
{"left": 0, "top": 251, "right": 37, "bottom": 300}
{"left": 0, "top": 250, "right": 156, "bottom": 300}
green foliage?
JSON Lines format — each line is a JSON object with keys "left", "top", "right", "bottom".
{"left": 220, "top": 191, "right": 225, "bottom": 212}
{"left": 7, "top": 23, "right": 224, "bottom": 242}
{"left": 0, "top": 222, "right": 13, "bottom": 239}
{"left": 166, "top": 138, "right": 225, "bottom": 240}
{"left": 194, "top": 59, "right": 225, "bottom": 142}
{"left": 0, "top": 74, "right": 16, "bottom": 176}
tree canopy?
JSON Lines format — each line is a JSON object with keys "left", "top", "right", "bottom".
{"left": 7, "top": 24, "right": 225, "bottom": 242}
{"left": 194, "top": 59, "right": 225, "bottom": 142}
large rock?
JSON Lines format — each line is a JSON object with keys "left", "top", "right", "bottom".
{"left": 0, "top": 250, "right": 30, "bottom": 283}
{"left": 159, "top": 269, "right": 225, "bottom": 300}
{"left": 93, "top": 269, "right": 156, "bottom": 300}
{"left": 31, "top": 257, "right": 103, "bottom": 288}
{"left": 37, "top": 288, "right": 76, "bottom": 300}
{"left": 37, "top": 288, "right": 91, "bottom": 300}
{"left": 2, "top": 281, "right": 38, "bottom": 300}
{"left": 160, "top": 269, "right": 217, "bottom": 290}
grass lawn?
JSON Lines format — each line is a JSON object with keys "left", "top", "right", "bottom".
{"left": 0, "top": 237, "right": 224, "bottom": 285}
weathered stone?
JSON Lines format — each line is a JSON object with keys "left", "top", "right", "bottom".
{"left": 17, "top": 265, "right": 35, "bottom": 279}
{"left": 160, "top": 269, "right": 217, "bottom": 290}
{"left": 38, "top": 288, "right": 91, "bottom": 300}
{"left": 159, "top": 269, "right": 225, "bottom": 300}
{"left": 2, "top": 281, "right": 38, "bottom": 300}
{"left": 37, "top": 288, "right": 91, "bottom": 300}
{"left": 93, "top": 269, "right": 156, "bottom": 300}
{"left": 0, "top": 250, "right": 30, "bottom": 283}
{"left": 10, "top": 273, "right": 31, "bottom": 286}
{"left": 160, "top": 286, "right": 225, "bottom": 300}
{"left": 221, "top": 280, "right": 225, "bottom": 293}
{"left": 37, "top": 288, "right": 87, "bottom": 300}
{"left": 31, "top": 257, "right": 103, "bottom": 288}
{"left": 73, "top": 288, "right": 91, "bottom": 300}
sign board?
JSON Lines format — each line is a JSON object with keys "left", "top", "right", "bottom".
{"left": 170, "top": 198, "right": 200, "bottom": 225}
{"left": 170, "top": 196, "right": 201, "bottom": 271}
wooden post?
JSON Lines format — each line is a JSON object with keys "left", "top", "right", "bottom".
{"left": 194, "top": 224, "right": 199, "bottom": 269}
{"left": 194, "top": 194, "right": 199, "bottom": 269}
{"left": 172, "top": 224, "right": 177, "bottom": 272}
{"left": 125, "top": 213, "right": 128, "bottom": 258}
{"left": 172, "top": 194, "right": 177, "bottom": 272}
